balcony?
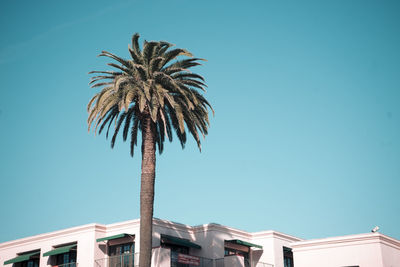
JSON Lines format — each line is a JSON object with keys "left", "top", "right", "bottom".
{"left": 170, "top": 251, "right": 213, "bottom": 267}
{"left": 94, "top": 252, "right": 138, "bottom": 267}
{"left": 215, "top": 256, "right": 274, "bottom": 267}
{"left": 94, "top": 252, "right": 273, "bottom": 267}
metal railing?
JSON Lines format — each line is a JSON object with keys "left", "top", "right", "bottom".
{"left": 215, "top": 257, "right": 274, "bottom": 267}
{"left": 248, "top": 261, "right": 274, "bottom": 267}
{"left": 95, "top": 252, "right": 273, "bottom": 267}
{"left": 94, "top": 252, "right": 138, "bottom": 267}
{"left": 215, "top": 258, "right": 224, "bottom": 267}
{"left": 53, "top": 263, "right": 78, "bottom": 267}
{"left": 170, "top": 251, "right": 213, "bottom": 267}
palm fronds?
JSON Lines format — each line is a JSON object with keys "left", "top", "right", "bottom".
{"left": 88, "top": 33, "right": 213, "bottom": 156}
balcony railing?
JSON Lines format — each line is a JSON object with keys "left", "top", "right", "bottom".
{"left": 170, "top": 251, "right": 213, "bottom": 267}
{"left": 94, "top": 252, "right": 138, "bottom": 267}
{"left": 247, "top": 261, "right": 274, "bottom": 267}
{"left": 53, "top": 263, "right": 78, "bottom": 267}
{"left": 95, "top": 252, "right": 273, "bottom": 267}
{"left": 215, "top": 257, "right": 274, "bottom": 267}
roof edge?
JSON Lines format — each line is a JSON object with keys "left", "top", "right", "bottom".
{"left": 292, "top": 232, "right": 400, "bottom": 250}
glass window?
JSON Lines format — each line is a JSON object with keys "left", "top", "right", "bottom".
{"left": 224, "top": 243, "right": 250, "bottom": 267}
{"left": 16, "top": 259, "right": 39, "bottom": 267}
{"left": 54, "top": 250, "right": 76, "bottom": 267}
{"left": 283, "top": 247, "right": 294, "bottom": 267}
{"left": 160, "top": 243, "right": 190, "bottom": 267}
{"left": 108, "top": 242, "right": 134, "bottom": 267}
{"left": 161, "top": 243, "right": 189, "bottom": 255}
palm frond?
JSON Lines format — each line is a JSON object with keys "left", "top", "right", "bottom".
{"left": 111, "top": 112, "right": 127, "bottom": 148}
{"left": 99, "top": 51, "right": 131, "bottom": 69}
{"left": 88, "top": 33, "right": 213, "bottom": 155}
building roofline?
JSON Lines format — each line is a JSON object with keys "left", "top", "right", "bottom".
{"left": 291, "top": 232, "right": 400, "bottom": 251}
{"left": 0, "top": 223, "right": 106, "bottom": 249}
{"left": 153, "top": 218, "right": 303, "bottom": 242}
{"left": 105, "top": 218, "right": 140, "bottom": 230}
{"left": 252, "top": 230, "right": 303, "bottom": 242}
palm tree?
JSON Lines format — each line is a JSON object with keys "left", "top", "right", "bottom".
{"left": 87, "top": 33, "right": 213, "bottom": 267}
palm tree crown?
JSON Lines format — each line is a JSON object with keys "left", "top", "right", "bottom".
{"left": 87, "top": 33, "right": 213, "bottom": 153}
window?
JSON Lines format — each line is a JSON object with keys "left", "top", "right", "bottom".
{"left": 161, "top": 242, "right": 189, "bottom": 254}
{"left": 43, "top": 243, "right": 77, "bottom": 267}
{"left": 54, "top": 250, "right": 77, "bottom": 267}
{"left": 160, "top": 235, "right": 201, "bottom": 267}
{"left": 4, "top": 250, "right": 40, "bottom": 267}
{"left": 15, "top": 259, "right": 39, "bottom": 267}
{"left": 283, "top": 247, "right": 294, "bottom": 267}
{"left": 224, "top": 241, "right": 250, "bottom": 267}
{"left": 161, "top": 243, "right": 189, "bottom": 267}
{"left": 108, "top": 242, "right": 135, "bottom": 267}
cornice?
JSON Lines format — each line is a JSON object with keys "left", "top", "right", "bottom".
{"left": 105, "top": 218, "right": 140, "bottom": 231}
{"left": 0, "top": 223, "right": 106, "bottom": 250}
{"left": 153, "top": 218, "right": 194, "bottom": 233}
{"left": 378, "top": 234, "right": 400, "bottom": 250}
{"left": 252, "top": 230, "right": 303, "bottom": 242}
{"left": 193, "top": 223, "right": 253, "bottom": 239}
{"left": 292, "top": 233, "right": 400, "bottom": 251}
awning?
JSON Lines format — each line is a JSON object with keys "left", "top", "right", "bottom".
{"left": 4, "top": 251, "right": 40, "bottom": 265}
{"left": 96, "top": 233, "right": 133, "bottom": 242}
{"left": 161, "top": 234, "right": 201, "bottom": 249}
{"left": 43, "top": 244, "right": 77, "bottom": 257}
{"left": 226, "top": 239, "right": 263, "bottom": 249}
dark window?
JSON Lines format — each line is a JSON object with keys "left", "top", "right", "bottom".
{"left": 224, "top": 241, "right": 250, "bottom": 267}
{"left": 13, "top": 251, "right": 40, "bottom": 267}
{"left": 224, "top": 247, "right": 249, "bottom": 259}
{"left": 54, "top": 250, "right": 77, "bottom": 267}
{"left": 108, "top": 242, "right": 135, "bottom": 267}
{"left": 161, "top": 243, "right": 189, "bottom": 254}
{"left": 161, "top": 243, "right": 189, "bottom": 267}
{"left": 15, "top": 259, "right": 39, "bottom": 267}
{"left": 283, "top": 247, "right": 294, "bottom": 267}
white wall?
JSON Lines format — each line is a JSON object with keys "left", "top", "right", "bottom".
{"left": 0, "top": 224, "right": 103, "bottom": 267}
{"left": 2, "top": 218, "right": 399, "bottom": 267}
{"left": 294, "top": 242, "right": 383, "bottom": 267}
{"left": 380, "top": 241, "right": 400, "bottom": 267}
{"left": 224, "top": 255, "right": 245, "bottom": 266}
{"left": 292, "top": 233, "right": 400, "bottom": 267}
{"left": 252, "top": 231, "right": 301, "bottom": 267}
{"left": 151, "top": 247, "right": 170, "bottom": 267}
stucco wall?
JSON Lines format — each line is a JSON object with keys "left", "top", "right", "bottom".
{"left": 151, "top": 247, "right": 170, "bottom": 267}
{"left": 2, "top": 219, "right": 399, "bottom": 267}
{"left": 380, "top": 241, "right": 400, "bottom": 267}
{"left": 252, "top": 231, "right": 301, "bottom": 267}
{"left": 294, "top": 242, "right": 383, "bottom": 267}
{"left": 0, "top": 223, "right": 103, "bottom": 267}
{"left": 292, "top": 233, "right": 400, "bottom": 267}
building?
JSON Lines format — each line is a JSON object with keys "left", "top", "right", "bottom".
{"left": 0, "top": 218, "right": 399, "bottom": 267}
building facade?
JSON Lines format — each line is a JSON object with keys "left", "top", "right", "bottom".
{"left": 0, "top": 218, "right": 399, "bottom": 267}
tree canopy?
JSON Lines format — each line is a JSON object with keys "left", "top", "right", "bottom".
{"left": 87, "top": 33, "right": 213, "bottom": 155}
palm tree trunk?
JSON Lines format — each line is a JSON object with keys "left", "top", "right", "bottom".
{"left": 139, "top": 116, "right": 156, "bottom": 267}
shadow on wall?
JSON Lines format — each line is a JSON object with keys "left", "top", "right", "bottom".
{"left": 151, "top": 218, "right": 267, "bottom": 266}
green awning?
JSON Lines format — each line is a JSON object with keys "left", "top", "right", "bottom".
{"left": 43, "top": 244, "right": 77, "bottom": 257}
{"left": 161, "top": 234, "right": 201, "bottom": 249}
{"left": 96, "top": 233, "right": 132, "bottom": 242}
{"left": 227, "top": 239, "right": 263, "bottom": 249}
{"left": 4, "top": 251, "right": 40, "bottom": 265}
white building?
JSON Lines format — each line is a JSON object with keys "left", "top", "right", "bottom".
{"left": 0, "top": 218, "right": 399, "bottom": 267}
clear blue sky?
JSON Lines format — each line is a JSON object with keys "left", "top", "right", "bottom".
{"left": 0, "top": 0, "right": 399, "bottom": 243}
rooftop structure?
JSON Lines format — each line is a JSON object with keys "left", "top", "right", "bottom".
{"left": 0, "top": 218, "right": 399, "bottom": 267}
